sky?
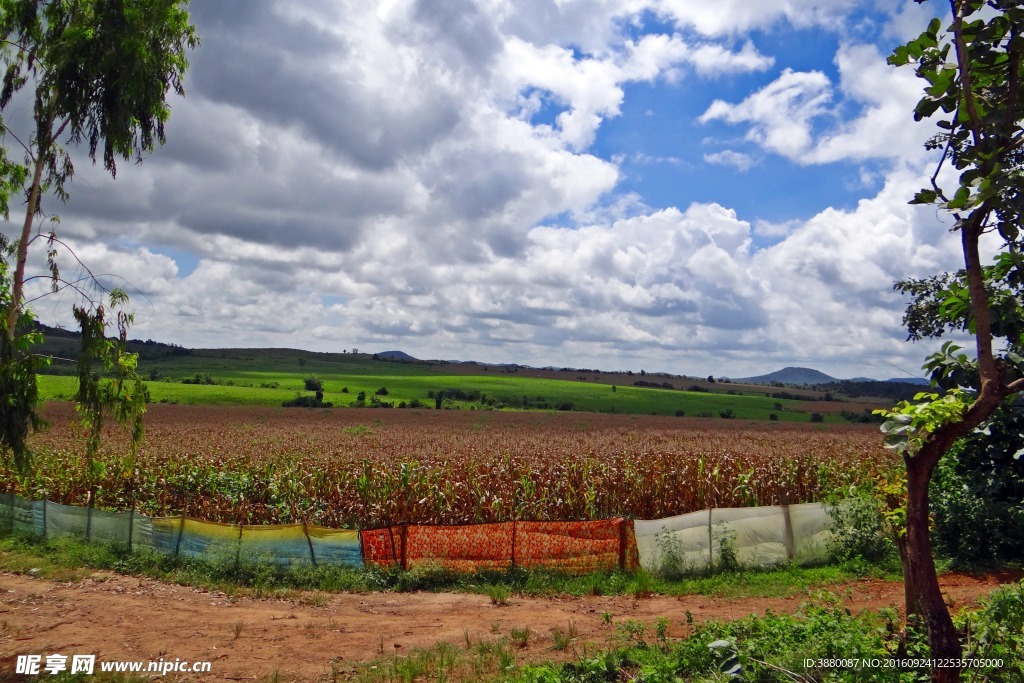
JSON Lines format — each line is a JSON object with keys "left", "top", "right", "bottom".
{"left": 2, "top": 0, "right": 972, "bottom": 380}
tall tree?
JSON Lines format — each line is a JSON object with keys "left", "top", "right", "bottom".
{"left": 0, "top": 0, "right": 197, "bottom": 470}
{"left": 884, "top": 2, "right": 1024, "bottom": 681}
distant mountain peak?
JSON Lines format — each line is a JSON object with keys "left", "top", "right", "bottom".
{"left": 376, "top": 350, "right": 418, "bottom": 361}
{"left": 735, "top": 366, "right": 838, "bottom": 385}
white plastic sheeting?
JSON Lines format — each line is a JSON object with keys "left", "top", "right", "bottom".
{"left": 635, "top": 503, "right": 831, "bottom": 572}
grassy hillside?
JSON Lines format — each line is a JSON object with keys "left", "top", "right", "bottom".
{"left": 35, "top": 341, "right": 882, "bottom": 422}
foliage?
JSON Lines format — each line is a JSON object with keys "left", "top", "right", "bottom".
{"left": 72, "top": 291, "right": 147, "bottom": 474}
{"left": 0, "top": 241, "right": 46, "bottom": 471}
{"left": 886, "top": 2, "right": 1024, "bottom": 670}
{"left": 931, "top": 403, "right": 1024, "bottom": 567}
{"left": 521, "top": 594, "right": 940, "bottom": 683}
{"left": 281, "top": 394, "right": 333, "bottom": 408}
{"left": 0, "top": 0, "right": 197, "bottom": 473}
{"left": 304, "top": 376, "right": 323, "bottom": 392}
{"left": 957, "top": 580, "right": 1024, "bottom": 682}
{"left": 181, "top": 372, "right": 216, "bottom": 385}
{"left": 875, "top": 390, "right": 969, "bottom": 455}
{"left": 826, "top": 487, "right": 897, "bottom": 564}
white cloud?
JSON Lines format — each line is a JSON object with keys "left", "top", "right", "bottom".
{"left": 699, "top": 44, "right": 931, "bottom": 166}
{"left": 700, "top": 68, "right": 833, "bottom": 158}
{"left": 654, "top": 0, "right": 861, "bottom": 36}
{"left": 703, "top": 150, "right": 756, "bottom": 172}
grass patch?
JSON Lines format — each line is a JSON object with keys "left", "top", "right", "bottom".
{"left": 329, "top": 583, "right": 1024, "bottom": 682}
{"left": 36, "top": 361, "right": 823, "bottom": 420}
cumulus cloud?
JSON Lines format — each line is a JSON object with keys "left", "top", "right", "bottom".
{"left": 654, "top": 0, "right": 862, "bottom": 36}
{"left": 699, "top": 44, "right": 929, "bottom": 166}
{"left": 0, "top": 1, "right": 964, "bottom": 378}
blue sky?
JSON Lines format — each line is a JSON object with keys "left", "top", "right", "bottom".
{"left": 3, "top": 0, "right": 966, "bottom": 379}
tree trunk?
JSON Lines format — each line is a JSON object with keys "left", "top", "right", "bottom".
{"left": 905, "top": 444, "right": 961, "bottom": 683}
{"left": 5, "top": 152, "right": 47, "bottom": 342}
{"left": 896, "top": 532, "right": 917, "bottom": 618}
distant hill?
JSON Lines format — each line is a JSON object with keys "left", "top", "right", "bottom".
{"left": 735, "top": 367, "right": 839, "bottom": 385}
{"left": 885, "top": 377, "right": 929, "bottom": 385}
{"left": 376, "top": 350, "right": 418, "bottom": 361}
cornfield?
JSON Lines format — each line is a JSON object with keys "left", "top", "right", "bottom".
{"left": 0, "top": 404, "right": 896, "bottom": 528}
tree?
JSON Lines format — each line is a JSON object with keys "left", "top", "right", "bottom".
{"left": 883, "top": 3, "right": 1024, "bottom": 680}
{"left": 0, "top": 0, "right": 197, "bottom": 471}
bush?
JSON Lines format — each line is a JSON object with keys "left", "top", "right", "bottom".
{"left": 809, "top": 412, "right": 825, "bottom": 423}
{"left": 826, "top": 489, "right": 895, "bottom": 563}
{"left": 303, "top": 376, "right": 323, "bottom": 392}
{"left": 674, "top": 409, "right": 685, "bottom": 417}
{"left": 719, "top": 409, "right": 735, "bottom": 419}
{"left": 282, "top": 395, "right": 333, "bottom": 408}
{"left": 181, "top": 372, "right": 216, "bottom": 385}
{"left": 375, "top": 387, "right": 388, "bottom": 396}
{"left": 931, "top": 404, "right": 1024, "bottom": 567}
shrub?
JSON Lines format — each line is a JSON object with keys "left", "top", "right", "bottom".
{"left": 826, "top": 489, "right": 894, "bottom": 563}
{"left": 375, "top": 387, "right": 388, "bottom": 396}
{"left": 303, "top": 376, "right": 323, "bottom": 392}
{"left": 674, "top": 409, "right": 685, "bottom": 417}
{"left": 181, "top": 372, "right": 216, "bottom": 385}
{"left": 282, "top": 395, "right": 333, "bottom": 408}
{"left": 931, "top": 404, "right": 1024, "bottom": 567}
{"left": 769, "top": 413, "right": 778, "bottom": 421}
{"left": 719, "top": 409, "right": 735, "bottom": 419}
{"left": 809, "top": 412, "right": 825, "bottom": 423}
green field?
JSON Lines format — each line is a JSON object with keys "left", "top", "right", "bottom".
{"left": 35, "top": 348, "right": 839, "bottom": 421}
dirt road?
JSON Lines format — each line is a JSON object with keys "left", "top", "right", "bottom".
{"left": 0, "top": 570, "right": 1013, "bottom": 681}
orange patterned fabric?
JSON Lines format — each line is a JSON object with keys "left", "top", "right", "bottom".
{"left": 360, "top": 519, "right": 639, "bottom": 574}
{"left": 360, "top": 527, "right": 399, "bottom": 566}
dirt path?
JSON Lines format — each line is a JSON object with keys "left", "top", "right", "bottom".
{"left": 0, "top": 570, "right": 1015, "bottom": 682}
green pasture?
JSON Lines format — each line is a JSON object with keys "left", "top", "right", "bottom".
{"left": 37, "top": 357, "right": 823, "bottom": 420}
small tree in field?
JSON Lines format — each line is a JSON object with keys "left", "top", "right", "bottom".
{"left": 0, "top": 0, "right": 197, "bottom": 473}
{"left": 883, "top": 3, "right": 1024, "bottom": 680}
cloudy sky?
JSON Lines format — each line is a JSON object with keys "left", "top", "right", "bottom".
{"left": 4, "top": 0, "right": 970, "bottom": 379}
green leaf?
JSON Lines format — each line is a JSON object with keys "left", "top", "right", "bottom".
{"left": 911, "top": 189, "right": 939, "bottom": 204}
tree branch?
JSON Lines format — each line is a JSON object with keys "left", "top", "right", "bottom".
{"left": 951, "top": 0, "right": 985, "bottom": 148}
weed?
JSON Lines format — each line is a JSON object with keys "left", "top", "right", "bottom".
{"left": 486, "top": 583, "right": 510, "bottom": 606}
{"left": 551, "top": 627, "right": 572, "bottom": 651}
{"left": 714, "top": 526, "right": 740, "bottom": 572}
{"left": 231, "top": 621, "right": 244, "bottom": 639}
{"left": 510, "top": 626, "right": 531, "bottom": 648}
{"left": 655, "top": 617, "right": 670, "bottom": 650}
{"left": 631, "top": 569, "right": 654, "bottom": 598}
{"left": 614, "top": 619, "right": 648, "bottom": 648}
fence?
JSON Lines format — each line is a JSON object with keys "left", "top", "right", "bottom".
{"left": 361, "top": 519, "right": 638, "bottom": 573}
{"left": 1, "top": 493, "right": 362, "bottom": 568}
{"left": 634, "top": 503, "right": 831, "bottom": 572}
{"left": 1, "top": 493, "right": 834, "bottom": 574}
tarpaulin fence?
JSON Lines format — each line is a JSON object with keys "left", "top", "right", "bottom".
{"left": 634, "top": 502, "right": 831, "bottom": 572}
{"left": 361, "top": 519, "right": 639, "bottom": 573}
{"left": 0, "top": 493, "right": 362, "bottom": 568}
{"left": 1, "top": 493, "right": 834, "bottom": 574}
